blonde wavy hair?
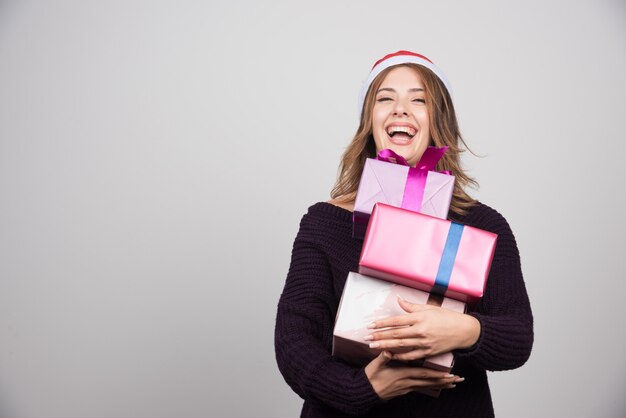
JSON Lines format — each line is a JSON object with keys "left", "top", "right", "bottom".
{"left": 330, "top": 63, "right": 477, "bottom": 217}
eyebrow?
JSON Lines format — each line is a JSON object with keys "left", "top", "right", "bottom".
{"left": 376, "top": 87, "right": 425, "bottom": 93}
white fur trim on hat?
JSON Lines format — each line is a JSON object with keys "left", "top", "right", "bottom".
{"left": 358, "top": 51, "right": 452, "bottom": 117}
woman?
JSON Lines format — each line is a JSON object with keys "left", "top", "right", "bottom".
{"left": 275, "top": 51, "right": 533, "bottom": 417}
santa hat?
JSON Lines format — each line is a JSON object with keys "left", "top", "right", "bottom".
{"left": 358, "top": 50, "right": 452, "bottom": 116}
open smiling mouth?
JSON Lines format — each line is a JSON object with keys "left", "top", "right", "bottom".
{"left": 386, "top": 126, "right": 416, "bottom": 144}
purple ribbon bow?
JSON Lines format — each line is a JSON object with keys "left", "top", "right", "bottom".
{"left": 376, "top": 147, "right": 450, "bottom": 212}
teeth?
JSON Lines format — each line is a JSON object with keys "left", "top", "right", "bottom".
{"left": 386, "top": 126, "right": 416, "bottom": 137}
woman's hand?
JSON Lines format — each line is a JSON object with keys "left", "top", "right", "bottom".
{"left": 365, "top": 297, "right": 481, "bottom": 361}
{"left": 364, "top": 351, "right": 463, "bottom": 400}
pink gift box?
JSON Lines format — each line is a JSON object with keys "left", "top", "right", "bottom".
{"left": 332, "top": 272, "right": 466, "bottom": 397}
{"left": 358, "top": 203, "right": 497, "bottom": 304}
{"left": 353, "top": 157, "right": 454, "bottom": 239}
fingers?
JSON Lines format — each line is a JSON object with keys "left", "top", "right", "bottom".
{"left": 390, "top": 349, "right": 431, "bottom": 362}
{"left": 368, "top": 315, "right": 416, "bottom": 329}
{"left": 368, "top": 300, "right": 435, "bottom": 330}
{"left": 397, "top": 296, "right": 427, "bottom": 313}
{"left": 404, "top": 367, "right": 453, "bottom": 380}
{"left": 402, "top": 367, "right": 462, "bottom": 384}
{"left": 410, "top": 377, "right": 461, "bottom": 390}
{"left": 403, "top": 369, "right": 465, "bottom": 390}
{"left": 364, "top": 350, "right": 393, "bottom": 383}
{"left": 379, "top": 350, "right": 393, "bottom": 366}
{"left": 368, "top": 337, "right": 429, "bottom": 353}
{"left": 370, "top": 350, "right": 393, "bottom": 368}
{"left": 365, "top": 326, "right": 425, "bottom": 343}
{"left": 420, "top": 375, "right": 465, "bottom": 390}
{"left": 367, "top": 360, "right": 464, "bottom": 399}
{"left": 365, "top": 323, "right": 434, "bottom": 357}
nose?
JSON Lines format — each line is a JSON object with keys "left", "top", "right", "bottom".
{"left": 392, "top": 99, "right": 408, "bottom": 116}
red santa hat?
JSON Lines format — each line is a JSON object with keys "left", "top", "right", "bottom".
{"left": 358, "top": 50, "right": 452, "bottom": 116}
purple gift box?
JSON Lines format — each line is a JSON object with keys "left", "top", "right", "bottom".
{"left": 332, "top": 272, "right": 466, "bottom": 397}
{"left": 353, "top": 148, "right": 454, "bottom": 239}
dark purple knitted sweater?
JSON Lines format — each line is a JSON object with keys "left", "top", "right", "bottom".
{"left": 275, "top": 202, "right": 533, "bottom": 417}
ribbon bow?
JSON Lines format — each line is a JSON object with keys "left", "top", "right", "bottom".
{"left": 375, "top": 146, "right": 450, "bottom": 212}
{"left": 376, "top": 146, "right": 449, "bottom": 172}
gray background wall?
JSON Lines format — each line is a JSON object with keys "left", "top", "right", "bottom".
{"left": 1, "top": 0, "right": 625, "bottom": 417}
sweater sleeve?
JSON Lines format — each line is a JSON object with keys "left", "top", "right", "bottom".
{"left": 274, "top": 216, "right": 383, "bottom": 415}
{"left": 455, "top": 207, "right": 534, "bottom": 371}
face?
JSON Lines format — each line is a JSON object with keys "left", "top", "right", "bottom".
{"left": 371, "top": 66, "right": 430, "bottom": 167}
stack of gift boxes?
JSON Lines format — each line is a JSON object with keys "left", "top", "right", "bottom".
{"left": 332, "top": 147, "right": 498, "bottom": 397}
